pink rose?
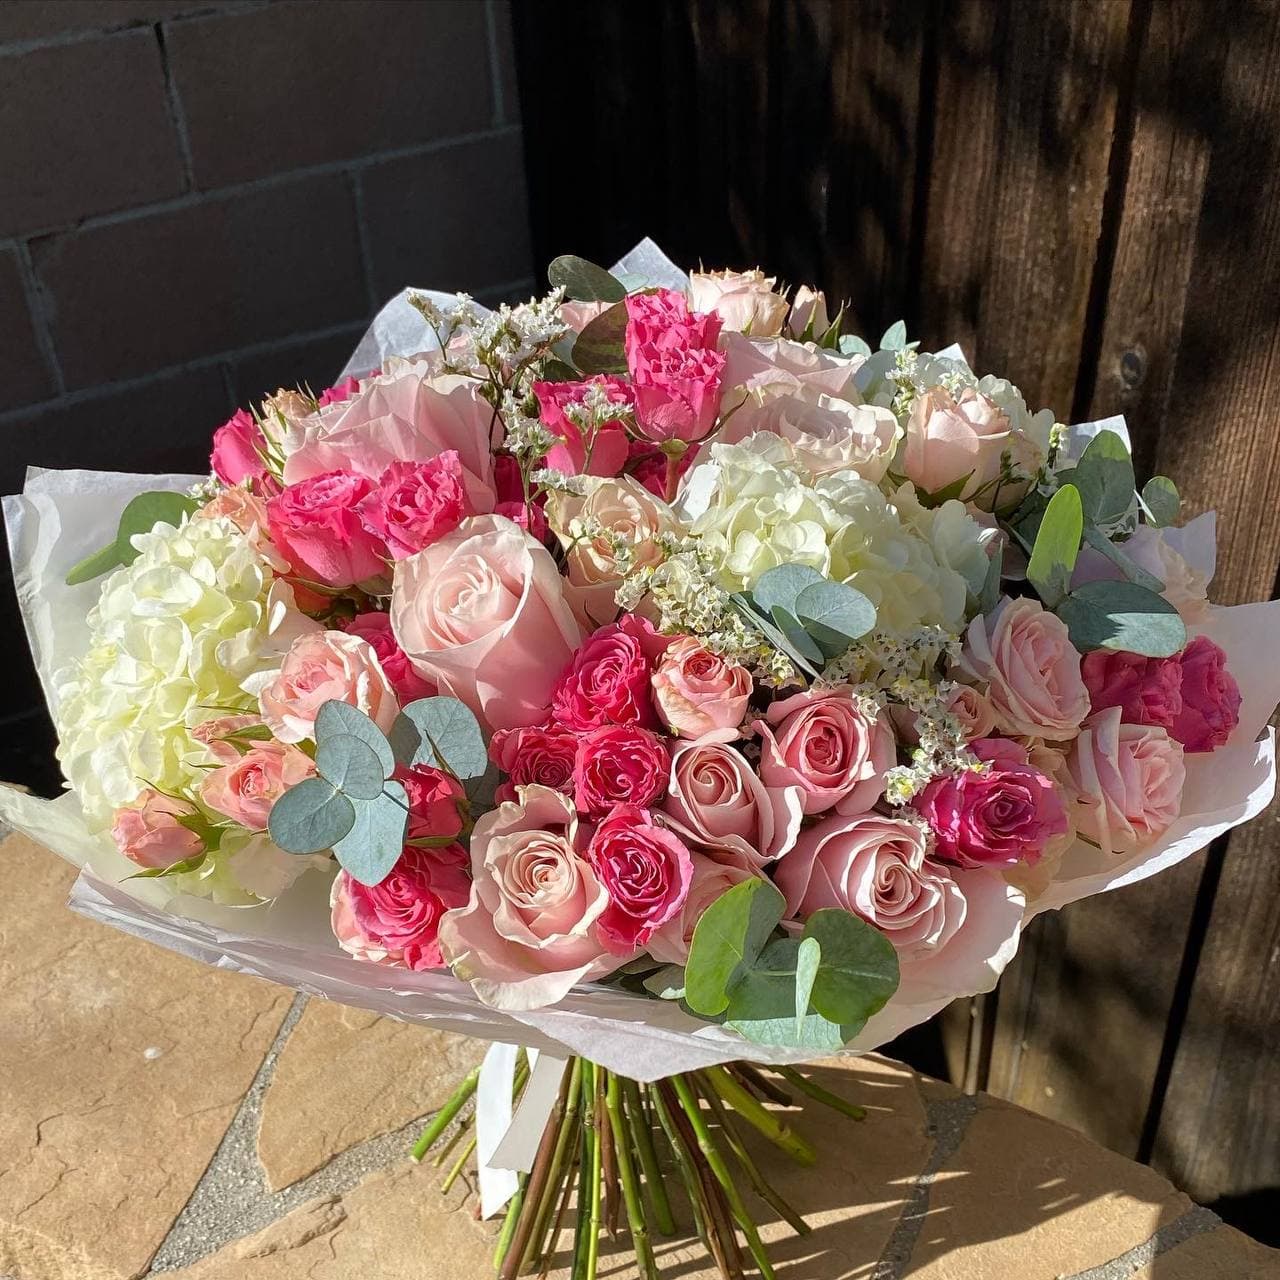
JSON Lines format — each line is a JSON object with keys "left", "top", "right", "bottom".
{"left": 661, "top": 731, "right": 803, "bottom": 870}
{"left": 331, "top": 844, "right": 470, "bottom": 971}
{"left": 559, "top": 299, "right": 611, "bottom": 333}
{"left": 573, "top": 724, "right": 670, "bottom": 816}
{"left": 624, "top": 290, "right": 726, "bottom": 444}
{"left": 688, "top": 268, "right": 789, "bottom": 337}
{"left": 437, "top": 786, "right": 618, "bottom": 1009}
{"left": 915, "top": 738, "right": 1069, "bottom": 868}
{"left": 111, "top": 789, "right": 205, "bottom": 869}
{"left": 257, "top": 630, "right": 399, "bottom": 744}
{"left": 493, "top": 454, "right": 549, "bottom": 542}
{"left": 200, "top": 740, "right": 315, "bottom": 831}
{"left": 200, "top": 486, "right": 272, "bottom": 543}
{"left": 342, "top": 611, "right": 436, "bottom": 705}
{"left": 651, "top": 638, "right": 752, "bottom": 739}
{"left": 1170, "top": 635, "right": 1241, "bottom": 753}
{"left": 959, "top": 598, "right": 1090, "bottom": 740}
{"left": 211, "top": 408, "right": 270, "bottom": 488}
{"left": 627, "top": 439, "right": 696, "bottom": 499}
{"left": 718, "top": 331, "right": 858, "bottom": 413}
{"left": 946, "top": 685, "right": 997, "bottom": 741}
{"left": 550, "top": 615, "right": 665, "bottom": 733}
{"left": 775, "top": 813, "right": 967, "bottom": 958}
{"left": 394, "top": 764, "right": 465, "bottom": 841}
{"left": 356, "top": 454, "right": 470, "bottom": 559}
{"left": 532, "top": 376, "right": 632, "bottom": 477}
{"left": 646, "top": 853, "right": 758, "bottom": 965}
{"left": 1072, "top": 523, "right": 1211, "bottom": 624}
{"left": 585, "top": 804, "right": 694, "bottom": 954}
{"left": 1063, "top": 708, "right": 1186, "bottom": 855}
{"left": 753, "top": 688, "right": 894, "bottom": 816}
{"left": 1081, "top": 649, "right": 1182, "bottom": 731}
{"left": 785, "top": 285, "right": 830, "bottom": 339}
{"left": 391, "top": 515, "right": 583, "bottom": 732}
{"left": 489, "top": 722, "right": 579, "bottom": 804}
{"left": 266, "top": 470, "right": 388, "bottom": 587}
{"left": 317, "top": 375, "right": 362, "bottom": 407}
{"left": 191, "top": 714, "right": 267, "bottom": 764}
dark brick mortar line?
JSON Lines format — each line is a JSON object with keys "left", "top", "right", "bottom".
{"left": 12, "top": 240, "right": 65, "bottom": 397}
{"left": 10, "top": 125, "right": 524, "bottom": 244}
{"left": 484, "top": 0, "right": 506, "bottom": 128}
{"left": 1061, "top": 1205, "right": 1223, "bottom": 1280}
{"left": 349, "top": 171, "right": 380, "bottom": 315}
{"left": 154, "top": 23, "right": 197, "bottom": 193}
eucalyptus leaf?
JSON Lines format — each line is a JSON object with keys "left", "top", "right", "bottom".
{"left": 685, "top": 878, "right": 786, "bottom": 1018}
{"left": 802, "top": 910, "right": 900, "bottom": 1029}
{"left": 390, "top": 696, "right": 487, "bottom": 779}
{"left": 332, "top": 780, "right": 410, "bottom": 886}
{"left": 1072, "top": 430, "right": 1135, "bottom": 525}
{"left": 571, "top": 300, "right": 629, "bottom": 375}
{"left": 769, "top": 605, "right": 827, "bottom": 666}
{"left": 314, "top": 699, "right": 395, "bottom": 776}
{"left": 1026, "top": 482, "right": 1083, "bottom": 606}
{"left": 268, "top": 777, "right": 356, "bottom": 853}
{"left": 547, "top": 254, "right": 627, "bottom": 303}
{"left": 726, "top": 1009, "right": 850, "bottom": 1053}
{"left": 1082, "top": 525, "right": 1165, "bottom": 593}
{"left": 795, "top": 936, "right": 821, "bottom": 1036}
{"left": 728, "top": 593, "right": 822, "bottom": 679}
{"left": 793, "top": 579, "right": 877, "bottom": 652}
{"left": 315, "top": 734, "right": 387, "bottom": 800}
{"left": 879, "top": 319, "right": 908, "bottom": 351}
{"left": 748, "top": 563, "right": 827, "bottom": 618}
{"left": 979, "top": 545, "right": 1003, "bottom": 615}
{"left": 839, "top": 334, "right": 872, "bottom": 358}
{"left": 1056, "top": 579, "right": 1186, "bottom": 656}
{"left": 1142, "top": 476, "right": 1180, "bottom": 527}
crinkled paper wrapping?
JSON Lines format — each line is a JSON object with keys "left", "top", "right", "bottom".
{"left": 1, "top": 247, "right": 1276, "bottom": 1078}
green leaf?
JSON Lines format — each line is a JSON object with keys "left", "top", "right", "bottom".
{"left": 685, "top": 878, "right": 786, "bottom": 1018}
{"left": 802, "top": 910, "right": 900, "bottom": 1030}
{"left": 64, "top": 541, "right": 128, "bottom": 588}
{"left": 464, "top": 761, "right": 502, "bottom": 813}
{"left": 838, "top": 333, "right": 872, "bottom": 358}
{"left": 727, "top": 1009, "right": 850, "bottom": 1053}
{"left": 314, "top": 700, "right": 395, "bottom": 776}
{"left": 389, "top": 697, "right": 488, "bottom": 779}
{"left": 547, "top": 254, "right": 627, "bottom": 303}
{"left": 795, "top": 936, "right": 821, "bottom": 1036}
{"left": 1142, "top": 476, "right": 1180, "bottom": 527}
{"left": 879, "top": 319, "right": 908, "bottom": 351}
{"left": 793, "top": 579, "right": 877, "bottom": 654}
{"left": 1082, "top": 525, "right": 1165, "bottom": 593}
{"left": 126, "top": 852, "right": 208, "bottom": 880}
{"left": 1056, "top": 579, "right": 1187, "bottom": 656}
{"left": 571, "top": 300, "right": 629, "bottom": 375}
{"left": 315, "top": 734, "right": 387, "bottom": 800}
{"left": 331, "top": 780, "right": 410, "bottom": 886}
{"left": 642, "top": 965, "right": 687, "bottom": 1001}
{"left": 65, "top": 490, "right": 201, "bottom": 586}
{"left": 749, "top": 563, "right": 827, "bottom": 618}
{"left": 1026, "top": 483, "right": 1083, "bottom": 606}
{"left": 268, "top": 777, "right": 356, "bottom": 853}
{"left": 728, "top": 593, "right": 821, "bottom": 679}
{"left": 979, "top": 545, "right": 1003, "bottom": 616}
{"left": 769, "top": 605, "right": 827, "bottom": 667}
{"left": 1072, "top": 430, "right": 1135, "bottom": 525}
{"left": 537, "top": 358, "right": 582, "bottom": 383}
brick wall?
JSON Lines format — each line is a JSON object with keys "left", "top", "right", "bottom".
{"left": 0, "top": 0, "right": 535, "bottom": 791}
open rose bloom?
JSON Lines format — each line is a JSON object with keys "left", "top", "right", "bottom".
{"left": 2, "top": 242, "right": 1278, "bottom": 1259}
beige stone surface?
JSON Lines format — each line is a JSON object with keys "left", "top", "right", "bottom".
{"left": 903, "top": 1096, "right": 1194, "bottom": 1279}
{"left": 0, "top": 834, "right": 290, "bottom": 1280}
{"left": 1133, "top": 1226, "right": 1280, "bottom": 1279}
{"left": 256, "top": 1001, "right": 484, "bottom": 1190}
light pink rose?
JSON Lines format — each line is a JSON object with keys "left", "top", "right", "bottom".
{"left": 785, "top": 285, "right": 830, "bottom": 339}
{"left": 651, "top": 638, "right": 752, "bottom": 739}
{"left": 573, "top": 724, "right": 670, "bottom": 816}
{"left": 283, "top": 368, "right": 497, "bottom": 512}
{"left": 200, "top": 485, "right": 271, "bottom": 540}
{"left": 1072, "top": 523, "right": 1211, "bottom": 624}
{"left": 436, "top": 786, "right": 619, "bottom": 1009}
{"left": 532, "top": 377, "right": 632, "bottom": 478}
{"left": 201, "top": 740, "right": 315, "bottom": 831}
{"left": 391, "top": 514, "right": 584, "bottom": 732}
{"left": 585, "top": 804, "right": 694, "bottom": 953}
{"left": 1063, "top": 707, "right": 1186, "bottom": 855}
{"left": 719, "top": 331, "right": 858, "bottom": 414}
{"left": 355, "top": 454, "right": 470, "bottom": 559}
{"left": 689, "top": 269, "right": 790, "bottom": 337}
{"left": 331, "top": 844, "right": 470, "bottom": 971}
{"left": 342, "top": 611, "right": 436, "bottom": 705}
{"left": 661, "top": 730, "right": 804, "bottom": 870}
{"left": 559, "top": 299, "right": 611, "bottom": 334}
{"left": 775, "top": 813, "right": 967, "bottom": 958}
{"left": 1170, "top": 635, "right": 1241, "bottom": 753}
{"left": 266, "top": 470, "right": 388, "bottom": 587}
{"left": 753, "top": 688, "right": 894, "bottom": 816}
{"left": 646, "top": 853, "right": 758, "bottom": 965}
{"left": 257, "top": 630, "right": 399, "bottom": 744}
{"left": 211, "top": 409, "right": 271, "bottom": 488}
{"left": 190, "top": 714, "right": 267, "bottom": 764}
{"left": 111, "top": 789, "right": 205, "bottom": 869}
{"left": 946, "top": 685, "right": 998, "bottom": 741}
{"left": 959, "top": 598, "right": 1090, "bottom": 740}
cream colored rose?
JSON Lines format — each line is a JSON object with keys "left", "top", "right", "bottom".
{"left": 786, "top": 285, "right": 830, "bottom": 339}
{"left": 689, "top": 268, "right": 789, "bottom": 336}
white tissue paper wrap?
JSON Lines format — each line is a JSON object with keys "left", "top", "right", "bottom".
{"left": 1, "top": 252, "right": 1277, "bottom": 1087}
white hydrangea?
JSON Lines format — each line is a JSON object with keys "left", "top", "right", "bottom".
{"left": 54, "top": 513, "right": 306, "bottom": 830}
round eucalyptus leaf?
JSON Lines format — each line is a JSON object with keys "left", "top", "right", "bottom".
{"left": 315, "top": 733, "right": 387, "bottom": 800}
{"left": 268, "top": 778, "right": 355, "bottom": 853}
{"left": 314, "top": 699, "right": 395, "bottom": 776}
{"left": 1056, "top": 579, "right": 1187, "bottom": 657}
{"left": 332, "top": 781, "right": 411, "bottom": 886}
{"left": 802, "top": 909, "right": 900, "bottom": 1028}
{"left": 793, "top": 579, "right": 877, "bottom": 651}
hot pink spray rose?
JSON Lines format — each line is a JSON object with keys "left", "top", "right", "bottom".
{"left": 573, "top": 724, "right": 670, "bottom": 816}
{"left": 331, "top": 844, "right": 470, "bottom": 971}
{"left": 775, "top": 813, "right": 967, "bottom": 958}
{"left": 394, "top": 764, "right": 465, "bottom": 840}
{"left": 915, "top": 738, "right": 1068, "bottom": 868}
{"left": 661, "top": 730, "right": 804, "bottom": 870}
{"left": 753, "top": 688, "right": 894, "bottom": 816}
{"left": 257, "top": 630, "right": 399, "bottom": 744}
{"left": 651, "top": 638, "right": 752, "bottom": 739}
{"left": 647, "top": 853, "right": 758, "bottom": 965}
{"left": 111, "top": 789, "right": 205, "bottom": 869}
{"left": 356, "top": 453, "right": 470, "bottom": 559}
{"left": 532, "top": 376, "right": 632, "bottom": 477}
{"left": 489, "top": 722, "right": 579, "bottom": 804}
{"left": 550, "top": 615, "right": 667, "bottom": 733}
{"left": 1063, "top": 708, "right": 1186, "bottom": 855}
{"left": 391, "top": 514, "right": 583, "bottom": 732}
{"left": 958, "top": 597, "right": 1090, "bottom": 740}
{"left": 624, "top": 290, "right": 726, "bottom": 444}
{"left": 266, "top": 469, "right": 388, "bottom": 587}
{"left": 201, "top": 741, "right": 315, "bottom": 831}
{"left": 317, "top": 375, "right": 362, "bottom": 407}
{"left": 210, "top": 408, "right": 270, "bottom": 488}
{"left": 585, "top": 805, "right": 694, "bottom": 954}
{"left": 342, "top": 611, "right": 436, "bottom": 705}
{"left": 437, "top": 786, "right": 619, "bottom": 1009}
{"left": 1170, "top": 635, "right": 1241, "bottom": 752}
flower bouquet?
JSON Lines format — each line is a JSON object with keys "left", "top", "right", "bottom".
{"left": 4, "top": 240, "right": 1277, "bottom": 1279}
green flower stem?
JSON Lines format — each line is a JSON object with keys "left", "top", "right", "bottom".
{"left": 522, "top": 1057, "right": 583, "bottom": 1270}
{"left": 649, "top": 1082, "right": 713, "bottom": 1259}
{"left": 621, "top": 1079, "right": 675, "bottom": 1236}
{"left": 671, "top": 1074, "right": 778, "bottom": 1280}
{"left": 578, "top": 1061, "right": 603, "bottom": 1280}
{"left": 731, "top": 1063, "right": 794, "bottom": 1108}
{"left": 493, "top": 1174, "right": 527, "bottom": 1272}
{"left": 441, "top": 1133, "right": 478, "bottom": 1194}
{"left": 704, "top": 1065, "right": 817, "bottom": 1166}
{"left": 431, "top": 1113, "right": 470, "bottom": 1168}
{"left": 697, "top": 1078, "right": 810, "bottom": 1237}
{"left": 776, "top": 1065, "right": 867, "bottom": 1122}
{"left": 411, "top": 1064, "right": 480, "bottom": 1162}
{"left": 598, "top": 1069, "right": 621, "bottom": 1238}
{"left": 535, "top": 1140, "right": 580, "bottom": 1280}
{"left": 605, "top": 1072, "right": 659, "bottom": 1280}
